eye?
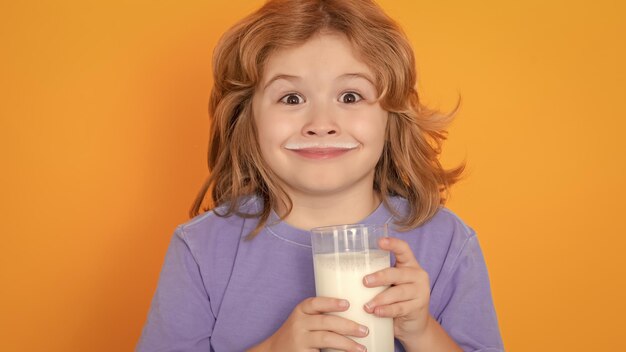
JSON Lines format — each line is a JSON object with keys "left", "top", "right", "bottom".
{"left": 339, "top": 91, "right": 363, "bottom": 104}
{"left": 280, "top": 93, "right": 305, "bottom": 105}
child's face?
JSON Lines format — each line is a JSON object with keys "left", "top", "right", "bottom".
{"left": 252, "top": 32, "right": 388, "bottom": 200}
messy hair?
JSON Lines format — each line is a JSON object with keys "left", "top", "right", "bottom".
{"left": 191, "top": 0, "right": 465, "bottom": 238}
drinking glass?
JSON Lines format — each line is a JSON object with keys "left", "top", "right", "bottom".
{"left": 311, "top": 224, "right": 394, "bottom": 352}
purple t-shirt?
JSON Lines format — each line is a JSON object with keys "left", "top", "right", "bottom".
{"left": 137, "top": 197, "right": 504, "bottom": 351}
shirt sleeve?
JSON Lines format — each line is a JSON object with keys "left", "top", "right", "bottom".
{"left": 136, "top": 227, "right": 215, "bottom": 352}
{"left": 435, "top": 235, "right": 504, "bottom": 352}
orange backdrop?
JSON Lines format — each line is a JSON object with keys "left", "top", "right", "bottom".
{"left": 1, "top": 0, "right": 625, "bottom": 350}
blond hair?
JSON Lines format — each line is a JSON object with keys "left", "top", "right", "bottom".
{"left": 191, "top": 0, "right": 465, "bottom": 238}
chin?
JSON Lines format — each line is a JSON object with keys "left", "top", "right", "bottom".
{"left": 290, "top": 178, "right": 366, "bottom": 197}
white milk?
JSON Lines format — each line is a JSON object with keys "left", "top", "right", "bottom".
{"left": 313, "top": 250, "right": 394, "bottom": 352}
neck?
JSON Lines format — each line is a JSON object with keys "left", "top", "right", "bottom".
{"left": 276, "top": 188, "right": 381, "bottom": 231}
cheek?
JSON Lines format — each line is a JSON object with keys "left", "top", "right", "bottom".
{"left": 255, "top": 126, "right": 275, "bottom": 159}
{"left": 255, "top": 115, "right": 296, "bottom": 159}
{"left": 351, "top": 111, "right": 388, "bottom": 146}
{"left": 258, "top": 120, "right": 291, "bottom": 144}
{"left": 254, "top": 102, "right": 282, "bottom": 151}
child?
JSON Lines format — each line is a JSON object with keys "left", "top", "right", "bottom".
{"left": 137, "top": 0, "right": 504, "bottom": 351}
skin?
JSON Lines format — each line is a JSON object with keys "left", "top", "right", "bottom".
{"left": 247, "top": 32, "right": 461, "bottom": 352}
{"left": 365, "top": 237, "right": 463, "bottom": 352}
{"left": 251, "top": 31, "right": 386, "bottom": 231}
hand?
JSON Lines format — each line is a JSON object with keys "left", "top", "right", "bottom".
{"left": 362, "top": 237, "right": 431, "bottom": 343}
{"left": 249, "top": 297, "right": 369, "bottom": 352}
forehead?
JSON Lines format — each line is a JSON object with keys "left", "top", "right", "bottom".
{"left": 260, "top": 32, "right": 375, "bottom": 84}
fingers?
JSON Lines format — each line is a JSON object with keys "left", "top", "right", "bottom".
{"left": 361, "top": 239, "right": 431, "bottom": 320}
{"left": 363, "top": 266, "right": 423, "bottom": 287}
{"left": 298, "top": 297, "right": 369, "bottom": 352}
{"left": 377, "top": 237, "right": 421, "bottom": 268}
{"left": 367, "top": 299, "right": 422, "bottom": 319}
{"left": 309, "top": 331, "right": 367, "bottom": 352}
{"left": 299, "top": 296, "right": 350, "bottom": 315}
{"left": 307, "top": 314, "right": 369, "bottom": 338}
{"left": 363, "top": 284, "right": 430, "bottom": 317}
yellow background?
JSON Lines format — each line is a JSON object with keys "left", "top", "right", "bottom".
{"left": 1, "top": 0, "right": 624, "bottom": 350}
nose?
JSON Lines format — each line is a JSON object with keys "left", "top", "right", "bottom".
{"left": 302, "top": 104, "right": 339, "bottom": 136}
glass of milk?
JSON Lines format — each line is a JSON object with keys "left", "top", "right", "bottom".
{"left": 311, "top": 224, "right": 394, "bottom": 352}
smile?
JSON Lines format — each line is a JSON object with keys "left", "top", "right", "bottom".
{"left": 284, "top": 141, "right": 359, "bottom": 160}
{"left": 287, "top": 147, "right": 356, "bottom": 160}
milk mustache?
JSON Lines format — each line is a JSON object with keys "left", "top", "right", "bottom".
{"left": 313, "top": 250, "right": 394, "bottom": 352}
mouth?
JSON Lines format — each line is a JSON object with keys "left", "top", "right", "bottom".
{"left": 284, "top": 142, "right": 359, "bottom": 160}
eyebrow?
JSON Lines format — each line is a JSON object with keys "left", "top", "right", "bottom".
{"left": 263, "top": 74, "right": 301, "bottom": 89}
{"left": 262, "top": 72, "right": 375, "bottom": 90}
{"left": 338, "top": 72, "right": 376, "bottom": 86}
